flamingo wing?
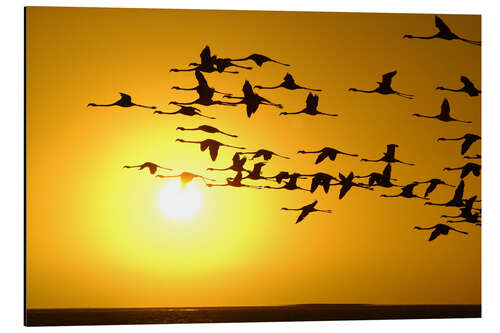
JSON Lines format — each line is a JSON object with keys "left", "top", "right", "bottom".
{"left": 242, "top": 80, "right": 254, "bottom": 98}
{"left": 428, "top": 228, "right": 441, "bottom": 241}
{"left": 451, "top": 180, "right": 465, "bottom": 203}
{"left": 195, "top": 70, "right": 209, "bottom": 88}
{"left": 305, "top": 93, "right": 317, "bottom": 109}
{"left": 382, "top": 163, "right": 392, "bottom": 180}
{"left": 200, "top": 46, "right": 212, "bottom": 64}
{"left": 381, "top": 71, "right": 397, "bottom": 87}
{"left": 283, "top": 73, "right": 295, "bottom": 85}
{"left": 296, "top": 209, "right": 310, "bottom": 224}
{"left": 461, "top": 138, "right": 475, "bottom": 155}
{"left": 119, "top": 93, "right": 132, "bottom": 103}
{"left": 441, "top": 98, "right": 451, "bottom": 117}
{"left": 209, "top": 144, "right": 221, "bottom": 161}
{"left": 435, "top": 16, "right": 453, "bottom": 35}
{"left": 315, "top": 151, "right": 330, "bottom": 164}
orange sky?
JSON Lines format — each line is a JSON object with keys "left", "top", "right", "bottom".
{"left": 26, "top": 7, "right": 481, "bottom": 308}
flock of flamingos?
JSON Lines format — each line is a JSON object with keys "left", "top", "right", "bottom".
{"left": 87, "top": 15, "right": 482, "bottom": 242}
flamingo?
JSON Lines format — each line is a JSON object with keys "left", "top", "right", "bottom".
{"left": 331, "top": 172, "right": 373, "bottom": 200}
{"left": 280, "top": 93, "right": 338, "bottom": 117}
{"left": 425, "top": 180, "right": 472, "bottom": 208}
{"left": 418, "top": 178, "right": 455, "bottom": 198}
{"left": 443, "top": 162, "right": 481, "bottom": 178}
{"left": 229, "top": 53, "right": 290, "bottom": 67}
{"left": 355, "top": 163, "right": 400, "bottom": 188}
{"left": 361, "top": 144, "right": 414, "bottom": 166}
{"left": 123, "top": 162, "right": 172, "bottom": 175}
{"left": 403, "top": 16, "right": 481, "bottom": 46}
{"left": 300, "top": 172, "right": 338, "bottom": 194}
{"left": 413, "top": 98, "right": 471, "bottom": 123}
{"left": 242, "top": 162, "right": 271, "bottom": 181}
{"left": 264, "top": 171, "right": 294, "bottom": 184}
{"left": 176, "top": 125, "right": 238, "bottom": 138}
{"left": 436, "top": 76, "right": 481, "bottom": 96}
{"left": 170, "top": 46, "right": 238, "bottom": 74}
{"left": 207, "top": 153, "right": 247, "bottom": 173}
{"left": 281, "top": 200, "right": 332, "bottom": 224}
{"left": 381, "top": 182, "right": 428, "bottom": 200}
{"left": 154, "top": 106, "right": 215, "bottom": 119}
{"left": 437, "top": 133, "right": 481, "bottom": 155}
{"left": 441, "top": 195, "right": 480, "bottom": 220}
{"left": 348, "top": 71, "right": 414, "bottom": 99}
{"left": 175, "top": 138, "right": 246, "bottom": 162}
{"left": 238, "top": 149, "right": 289, "bottom": 161}
{"left": 254, "top": 73, "right": 321, "bottom": 91}
{"left": 207, "top": 171, "right": 263, "bottom": 189}
{"left": 87, "top": 93, "right": 156, "bottom": 109}
{"left": 297, "top": 147, "right": 358, "bottom": 164}
{"left": 156, "top": 171, "right": 215, "bottom": 189}
{"left": 263, "top": 173, "right": 309, "bottom": 191}
{"left": 223, "top": 81, "right": 283, "bottom": 118}
{"left": 414, "top": 224, "right": 468, "bottom": 241}
{"left": 213, "top": 57, "right": 252, "bottom": 73}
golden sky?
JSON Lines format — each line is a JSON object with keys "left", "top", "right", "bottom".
{"left": 26, "top": 7, "right": 481, "bottom": 309}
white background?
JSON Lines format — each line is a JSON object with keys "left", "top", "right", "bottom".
{"left": 1, "top": 0, "right": 498, "bottom": 332}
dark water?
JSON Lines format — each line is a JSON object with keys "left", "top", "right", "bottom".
{"left": 26, "top": 304, "right": 481, "bottom": 326}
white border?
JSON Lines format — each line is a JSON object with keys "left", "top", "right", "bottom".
{"left": 2, "top": 0, "right": 498, "bottom": 332}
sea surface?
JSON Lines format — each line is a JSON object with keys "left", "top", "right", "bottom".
{"left": 26, "top": 304, "right": 481, "bottom": 326}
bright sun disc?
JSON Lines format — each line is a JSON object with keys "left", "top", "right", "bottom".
{"left": 158, "top": 180, "right": 203, "bottom": 220}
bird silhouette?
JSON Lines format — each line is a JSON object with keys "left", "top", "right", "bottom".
{"left": 154, "top": 106, "right": 215, "bottom": 119}
{"left": 242, "top": 162, "right": 271, "bottom": 181}
{"left": 170, "top": 46, "right": 238, "bottom": 74}
{"left": 229, "top": 53, "right": 290, "bottom": 67}
{"left": 355, "top": 163, "right": 400, "bottom": 188}
{"left": 207, "top": 153, "right": 247, "bottom": 173}
{"left": 264, "top": 171, "right": 293, "bottom": 184}
{"left": 442, "top": 196, "right": 481, "bottom": 224}
{"left": 331, "top": 172, "right": 373, "bottom": 200}
{"left": 444, "top": 162, "right": 481, "bottom": 178}
{"left": 348, "top": 71, "right": 414, "bottom": 99}
{"left": 381, "top": 182, "right": 428, "bottom": 200}
{"left": 207, "top": 171, "right": 263, "bottom": 189}
{"left": 413, "top": 98, "right": 471, "bottom": 123}
{"left": 123, "top": 162, "right": 172, "bottom": 175}
{"left": 280, "top": 93, "right": 338, "bottom": 117}
{"left": 437, "top": 133, "right": 481, "bottom": 155}
{"left": 413, "top": 224, "right": 468, "bottom": 241}
{"left": 175, "top": 138, "right": 245, "bottom": 162}
{"left": 418, "top": 178, "right": 455, "bottom": 198}
{"left": 87, "top": 93, "right": 156, "bottom": 109}
{"left": 264, "top": 173, "right": 308, "bottom": 191}
{"left": 213, "top": 57, "right": 252, "bottom": 73}
{"left": 297, "top": 147, "right": 358, "bottom": 164}
{"left": 239, "top": 149, "right": 289, "bottom": 161}
{"left": 254, "top": 73, "right": 321, "bottom": 91}
{"left": 300, "top": 172, "right": 339, "bottom": 194}
{"left": 436, "top": 76, "right": 481, "bottom": 96}
{"left": 464, "top": 154, "right": 481, "bottom": 160}
{"left": 176, "top": 125, "right": 238, "bottom": 138}
{"left": 361, "top": 144, "right": 414, "bottom": 166}
{"left": 425, "top": 180, "right": 468, "bottom": 208}
{"left": 156, "top": 171, "right": 215, "bottom": 189}
{"left": 403, "top": 16, "right": 481, "bottom": 46}
{"left": 223, "top": 81, "right": 283, "bottom": 118}
{"left": 281, "top": 200, "right": 332, "bottom": 224}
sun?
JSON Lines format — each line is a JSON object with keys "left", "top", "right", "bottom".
{"left": 158, "top": 179, "right": 203, "bottom": 220}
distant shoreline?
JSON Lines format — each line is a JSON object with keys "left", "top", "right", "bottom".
{"left": 26, "top": 304, "right": 481, "bottom": 326}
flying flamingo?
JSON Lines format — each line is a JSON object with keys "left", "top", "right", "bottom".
{"left": 437, "top": 133, "right": 481, "bottom": 155}
{"left": 207, "top": 153, "right": 247, "bottom": 173}
{"left": 176, "top": 125, "right": 238, "bottom": 138}
{"left": 87, "top": 93, "right": 156, "bottom": 109}
{"left": 297, "top": 147, "right": 358, "bottom": 164}
{"left": 213, "top": 57, "right": 252, "bottom": 73}
{"left": 223, "top": 81, "right": 283, "bottom": 118}
{"left": 413, "top": 98, "right": 471, "bottom": 123}
{"left": 243, "top": 162, "right": 271, "bottom": 181}
{"left": 264, "top": 173, "right": 309, "bottom": 191}
{"left": 280, "top": 93, "right": 338, "bottom": 117}
{"left": 436, "top": 76, "right": 481, "bottom": 96}
{"left": 300, "top": 172, "right": 339, "bottom": 194}
{"left": 355, "top": 163, "right": 400, "bottom": 188}
{"left": 418, "top": 178, "right": 455, "bottom": 198}
{"left": 425, "top": 180, "right": 472, "bottom": 208}
{"left": 442, "top": 196, "right": 481, "bottom": 224}
{"left": 154, "top": 106, "right": 215, "bottom": 119}
{"left": 331, "top": 172, "right": 373, "bottom": 200}
{"left": 443, "top": 162, "right": 481, "bottom": 178}
{"left": 414, "top": 224, "right": 468, "bottom": 241}
{"left": 281, "top": 200, "right": 332, "bottom": 224}
{"left": 264, "top": 171, "right": 294, "bottom": 184}
{"left": 254, "top": 73, "right": 321, "bottom": 91}
{"left": 381, "top": 182, "right": 428, "bottom": 200}
{"left": 229, "top": 53, "right": 290, "bottom": 67}
{"left": 175, "top": 138, "right": 245, "bottom": 162}
{"left": 403, "top": 16, "right": 481, "bottom": 46}
{"left": 361, "top": 144, "right": 414, "bottom": 166}
{"left": 239, "top": 149, "right": 289, "bottom": 161}
{"left": 123, "top": 162, "right": 172, "bottom": 175}
{"left": 170, "top": 46, "right": 238, "bottom": 74}
{"left": 348, "top": 71, "right": 414, "bottom": 99}
{"left": 207, "top": 171, "right": 263, "bottom": 189}
{"left": 156, "top": 171, "right": 215, "bottom": 189}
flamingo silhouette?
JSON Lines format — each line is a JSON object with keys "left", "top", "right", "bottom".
{"left": 239, "top": 149, "right": 289, "bottom": 161}
{"left": 403, "top": 16, "right": 481, "bottom": 46}
{"left": 442, "top": 196, "right": 481, "bottom": 224}
{"left": 348, "top": 71, "right": 414, "bottom": 99}
{"left": 297, "top": 147, "right": 358, "bottom": 164}
{"left": 281, "top": 200, "right": 332, "bottom": 224}
{"left": 425, "top": 180, "right": 470, "bottom": 208}
{"left": 207, "top": 153, "right": 247, "bottom": 173}
{"left": 264, "top": 171, "right": 294, "bottom": 184}
{"left": 176, "top": 125, "right": 237, "bottom": 138}
{"left": 280, "top": 93, "right": 338, "bottom": 117}
{"left": 264, "top": 173, "right": 308, "bottom": 191}
{"left": 207, "top": 171, "right": 263, "bottom": 189}
{"left": 418, "top": 178, "right": 455, "bottom": 198}
{"left": 156, "top": 171, "right": 215, "bottom": 189}
{"left": 413, "top": 98, "right": 471, "bottom": 123}
{"left": 254, "top": 73, "right": 321, "bottom": 91}
{"left": 123, "top": 162, "right": 172, "bottom": 175}
{"left": 170, "top": 46, "right": 238, "bottom": 74}
{"left": 223, "top": 81, "right": 283, "bottom": 118}
{"left": 87, "top": 93, "right": 156, "bottom": 109}
{"left": 437, "top": 133, "right": 481, "bottom": 155}
{"left": 355, "top": 163, "right": 400, "bottom": 188}
{"left": 175, "top": 138, "right": 246, "bottom": 162}
{"left": 381, "top": 182, "right": 428, "bottom": 200}
{"left": 331, "top": 172, "right": 373, "bottom": 200}
{"left": 213, "top": 57, "right": 252, "bottom": 73}
{"left": 414, "top": 224, "right": 468, "bottom": 241}
{"left": 242, "top": 162, "right": 271, "bottom": 181}
{"left": 464, "top": 154, "right": 481, "bottom": 160}
{"left": 300, "top": 172, "right": 339, "bottom": 194}
{"left": 154, "top": 106, "right": 215, "bottom": 119}
{"left": 436, "top": 76, "right": 481, "bottom": 96}
{"left": 361, "top": 144, "right": 414, "bottom": 166}
{"left": 444, "top": 162, "right": 481, "bottom": 178}
{"left": 229, "top": 53, "right": 290, "bottom": 67}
